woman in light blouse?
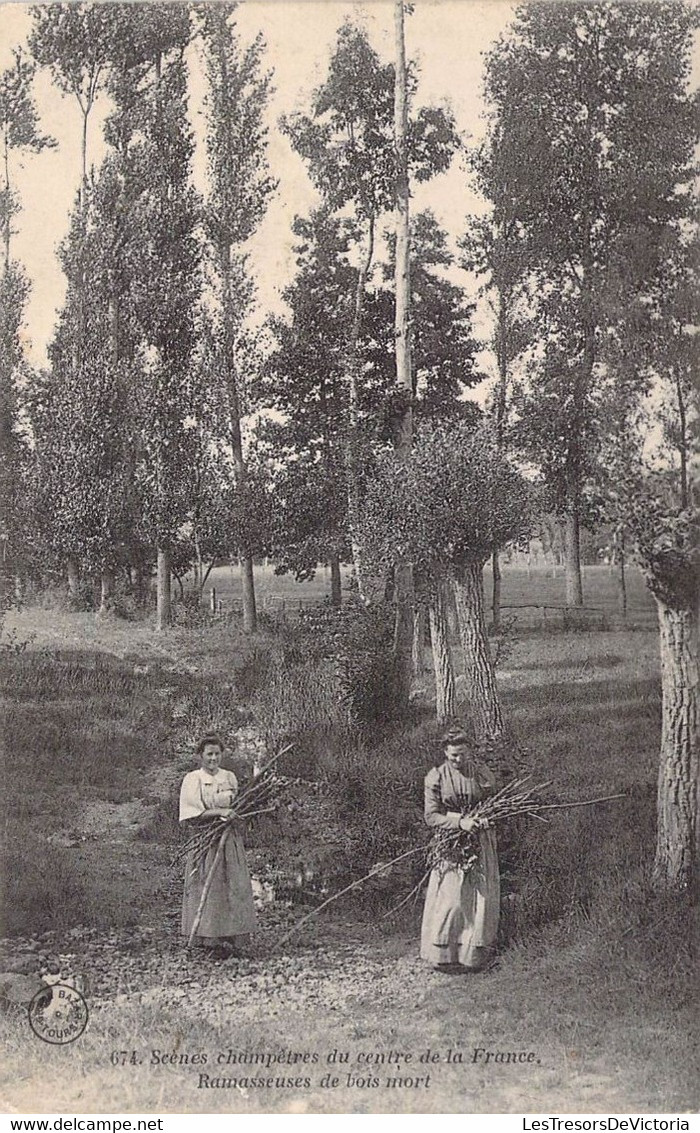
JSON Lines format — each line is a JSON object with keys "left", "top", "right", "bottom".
{"left": 179, "top": 732, "right": 256, "bottom": 954}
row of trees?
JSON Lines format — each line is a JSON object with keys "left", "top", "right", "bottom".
{"left": 0, "top": 2, "right": 697, "bottom": 888}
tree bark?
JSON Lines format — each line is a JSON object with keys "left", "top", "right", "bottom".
{"left": 615, "top": 532, "right": 627, "bottom": 618}
{"left": 98, "top": 568, "right": 114, "bottom": 616}
{"left": 156, "top": 546, "right": 171, "bottom": 631}
{"left": 67, "top": 554, "right": 80, "bottom": 602}
{"left": 491, "top": 549, "right": 502, "bottom": 632}
{"left": 329, "top": 551, "right": 342, "bottom": 608}
{"left": 653, "top": 594, "right": 699, "bottom": 890}
{"left": 3, "top": 131, "right": 10, "bottom": 272}
{"left": 391, "top": 0, "right": 414, "bottom": 693}
{"left": 239, "top": 551, "right": 257, "bottom": 634}
{"left": 345, "top": 216, "right": 375, "bottom": 602}
{"left": 429, "top": 578, "right": 456, "bottom": 724}
{"left": 412, "top": 604, "right": 427, "bottom": 677}
{"left": 221, "top": 242, "right": 257, "bottom": 635}
{"left": 564, "top": 494, "right": 584, "bottom": 607}
{"left": 452, "top": 560, "right": 505, "bottom": 743}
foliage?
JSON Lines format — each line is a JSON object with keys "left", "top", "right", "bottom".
{"left": 251, "top": 601, "right": 408, "bottom": 763}
{"left": 362, "top": 422, "right": 533, "bottom": 573}
{"left": 29, "top": 4, "right": 114, "bottom": 113}
{"left": 0, "top": 48, "right": 55, "bottom": 265}
{"left": 361, "top": 210, "right": 483, "bottom": 438}
{"left": 254, "top": 209, "right": 354, "bottom": 580}
{"left": 479, "top": 0, "right": 698, "bottom": 582}
{"left": 280, "top": 20, "right": 458, "bottom": 222}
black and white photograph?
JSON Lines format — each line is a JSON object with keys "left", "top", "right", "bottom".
{"left": 0, "top": 0, "right": 698, "bottom": 1117}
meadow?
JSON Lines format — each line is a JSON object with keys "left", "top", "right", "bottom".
{"left": 0, "top": 565, "right": 696, "bottom": 1114}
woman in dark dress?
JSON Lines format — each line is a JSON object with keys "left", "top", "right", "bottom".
{"left": 420, "top": 727, "right": 500, "bottom": 971}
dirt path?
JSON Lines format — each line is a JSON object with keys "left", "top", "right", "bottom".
{"left": 0, "top": 911, "right": 683, "bottom": 1115}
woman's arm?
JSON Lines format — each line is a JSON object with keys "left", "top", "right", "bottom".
{"left": 424, "top": 770, "right": 462, "bottom": 830}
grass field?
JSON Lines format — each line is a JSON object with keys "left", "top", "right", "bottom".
{"left": 0, "top": 570, "right": 696, "bottom": 1115}
{"left": 203, "top": 562, "right": 658, "bottom": 629}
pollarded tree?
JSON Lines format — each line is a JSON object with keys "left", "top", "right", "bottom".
{"left": 198, "top": 3, "right": 276, "bottom": 634}
{"left": 480, "top": 1, "right": 698, "bottom": 607}
{"left": 362, "top": 423, "right": 533, "bottom": 739}
{"left": 602, "top": 230, "right": 699, "bottom": 891}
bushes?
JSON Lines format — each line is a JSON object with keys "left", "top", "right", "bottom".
{"left": 249, "top": 601, "right": 410, "bottom": 769}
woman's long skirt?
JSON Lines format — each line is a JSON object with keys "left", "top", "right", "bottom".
{"left": 420, "top": 829, "right": 500, "bottom": 969}
{"left": 182, "top": 830, "right": 257, "bottom": 941}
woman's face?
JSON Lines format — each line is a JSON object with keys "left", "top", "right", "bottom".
{"left": 444, "top": 743, "right": 469, "bottom": 767}
{"left": 200, "top": 743, "right": 223, "bottom": 774}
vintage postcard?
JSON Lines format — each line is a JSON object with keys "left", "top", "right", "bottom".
{"left": 0, "top": 0, "right": 697, "bottom": 1119}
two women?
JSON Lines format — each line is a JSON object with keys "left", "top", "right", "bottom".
{"left": 179, "top": 732, "right": 256, "bottom": 955}
{"left": 178, "top": 725, "right": 501, "bottom": 968}
{"left": 421, "top": 727, "right": 500, "bottom": 972}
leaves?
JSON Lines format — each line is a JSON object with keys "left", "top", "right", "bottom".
{"left": 362, "top": 422, "right": 534, "bottom": 574}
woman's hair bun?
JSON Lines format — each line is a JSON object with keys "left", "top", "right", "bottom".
{"left": 196, "top": 731, "right": 225, "bottom": 755}
{"left": 441, "top": 725, "right": 471, "bottom": 748}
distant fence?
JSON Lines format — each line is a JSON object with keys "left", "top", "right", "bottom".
{"left": 206, "top": 589, "right": 642, "bottom": 631}
{"left": 498, "top": 603, "right": 616, "bottom": 630}
{"left": 207, "top": 588, "right": 326, "bottom": 621}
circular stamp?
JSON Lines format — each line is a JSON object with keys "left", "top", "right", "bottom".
{"left": 28, "top": 982, "right": 88, "bottom": 1045}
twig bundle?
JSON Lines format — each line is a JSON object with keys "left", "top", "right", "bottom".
{"left": 275, "top": 778, "right": 627, "bottom": 944}
{"left": 427, "top": 776, "right": 551, "bottom": 875}
{"left": 174, "top": 744, "right": 294, "bottom": 876}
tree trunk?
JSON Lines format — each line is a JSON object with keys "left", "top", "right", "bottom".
{"left": 330, "top": 551, "right": 342, "bottom": 608}
{"left": 412, "top": 605, "right": 426, "bottom": 677}
{"left": 194, "top": 534, "right": 204, "bottom": 598}
{"left": 429, "top": 579, "right": 456, "bottom": 724}
{"left": 156, "top": 546, "right": 171, "bottom": 631}
{"left": 134, "top": 562, "right": 145, "bottom": 605}
{"left": 653, "top": 595, "right": 699, "bottom": 890}
{"left": 98, "top": 568, "right": 114, "bottom": 616}
{"left": 221, "top": 240, "right": 257, "bottom": 635}
{"left": 3, "top": 132, "right": 10, "bottom": 272}
{"left": 615, "top": 534, "right": 627, "bottom": 618}
{"left": 452, "top": 560, "right": 505, "bottom": 743}
{"left": 564, "top": 497, "right": 584, "bottom": 607}
{"left": 391, "top": 0, "right": 414, "bottom": 695}
{"left": 67, "top": 554, "right": 80, "bottom": 602}
{"left": 491, "top": 549, "right": 502, "bottom": 632}
{"left": 239, "top": 552, "right": 257, "bottom": 634}
{"left": 345, "top": 216, "right": 375, "bottom": 602}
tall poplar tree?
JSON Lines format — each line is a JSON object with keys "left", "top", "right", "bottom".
{"left": 199, "top": 3, "right": 276, "bottom": 634}
{"left": 0, "top": 49, "right": 53, "bottom": 598}
{"left": 480, "top": 1, "right": 696, "bottom": 606}
{"left": 30, "top": 4, "right": 114, "bottom": 597}
{"left": 281, "top": 20, "right": 458, "bottom": 597}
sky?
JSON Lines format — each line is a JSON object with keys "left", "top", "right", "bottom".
{"left": 0, "top": 0, "right": 516, "bottom": 371}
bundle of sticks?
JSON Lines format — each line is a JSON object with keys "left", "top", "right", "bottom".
{"left": 426, "top": 776, "right": 551, "bottom": 875}
{"left": 174, "top": 743, "right": 294, "bottom": 878}
{"left": 277, "top": 777, "right": 626, "bottom": 946}
{"left": 175, "top": 744, "right": 294, "bottom": 947}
